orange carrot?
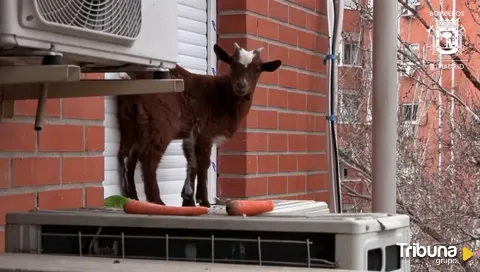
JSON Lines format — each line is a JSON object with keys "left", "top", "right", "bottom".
{"left": 123, "top": 200, "right": 209, "bottom": 216}
{"left": 226, "top": 200, "right": 275, "bottom": 216}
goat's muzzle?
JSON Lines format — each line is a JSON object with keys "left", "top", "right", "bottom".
{"left": 234, "top": 80, "right": 249, "bottom": 96}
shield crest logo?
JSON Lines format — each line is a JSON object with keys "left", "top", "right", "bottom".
{"left": 434, "top": 18, "right": 460, "bottom": 55}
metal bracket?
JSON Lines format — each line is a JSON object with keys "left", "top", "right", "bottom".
{"left": 0, "top": 64, "right": 184, "bottom": 130}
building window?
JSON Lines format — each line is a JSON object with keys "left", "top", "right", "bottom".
{"left": 401, "top": 103, "right": 419, "bottom": 123}
{"left": 340, "top": 165, "right": 348, "bottom": 180}
{"left": 344, "top": 0, "right": 358, "bottom": 9}
{"left": 339, "top": 32, "right": 361, "bottom": 66}
{"left": 402, "top": 43, "right": 420, "bottom": 65}
{"left": 339, "top": 92, "right": 360, "bottom": 124}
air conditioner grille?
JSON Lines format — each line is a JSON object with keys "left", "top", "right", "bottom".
{"left": 35, "top": 0, "right": 142, "bottom": 38}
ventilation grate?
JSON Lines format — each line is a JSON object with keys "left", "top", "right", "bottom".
{"left": 38, "top": 225, "right": 338, "bottom": 269}
{"left": 35, "top": 0, "right": 142, "bottom": 38}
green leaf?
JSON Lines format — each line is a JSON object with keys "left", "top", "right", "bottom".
{"left": 104, "top": 195, "right": 130, "bottom": 208}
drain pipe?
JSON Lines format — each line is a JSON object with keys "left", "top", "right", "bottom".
{"left": 326, "top": 0, "right": 344, "bottom": 213}
{"left": 371, "top": 0, "right": 398, "bottom": 214}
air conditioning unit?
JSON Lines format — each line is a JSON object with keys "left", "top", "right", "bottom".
{"left": 4, "top": 200, "right": 411, "bottom": 271}
{"left": 0, "top": 0, "right": 178, "bottom": 70}
{"left": 400, "top": 0, "right": 420, "bottom": 18}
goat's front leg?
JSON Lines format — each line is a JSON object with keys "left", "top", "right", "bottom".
{"left": 181, "top": 137, "right": 197, "bottom": 207}
{"left": 195, "top": 137, "right": 213, "bottom": 208}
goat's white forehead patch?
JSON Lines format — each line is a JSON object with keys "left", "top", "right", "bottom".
{"left": 238, "top": 48, "right": 256, "bottom": 67}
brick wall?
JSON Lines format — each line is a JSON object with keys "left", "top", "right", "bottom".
{"left": 216, "top": 0, "right": 329, "bottom": 202}
{"left": 0, "top": 73, "right": 105, "bottom": 252}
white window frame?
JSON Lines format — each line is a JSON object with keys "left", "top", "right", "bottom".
{"left": 344, "top": 0, "right": 357, "bottom": 10}
{"left": 339, "top": 32, "right": 362, "bottom": 67}
{"left": 338, "top": 91, "right": 360, "bottom": 124}
{"left": 402, "top": 43, "right": 420, "bottom": 66}
{"left": 401, "top": 103, "right": 419, "bottom": 124}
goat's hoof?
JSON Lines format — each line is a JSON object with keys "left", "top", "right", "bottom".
{"left": 198, "top": 200, "right": 211, "bottom": 208}
{"left": 182, "top": 198, "right": 196, "bottom": 207}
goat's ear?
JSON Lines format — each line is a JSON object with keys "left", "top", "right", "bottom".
{"left": 261, "top": 60, "right": 282, "bottom": 72}
{"left": 214, "top": 44, "right": 232, "bottom": 64}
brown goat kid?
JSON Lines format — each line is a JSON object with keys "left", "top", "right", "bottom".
{"left": 117, "top": 43, "right": 282, "bottom": 207}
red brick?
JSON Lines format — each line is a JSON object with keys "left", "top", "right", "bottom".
{"left": 217, "top": 177, "right": 245, "bottom": 198}
{"left": 258, "top": 155, "right": 278, "bottom": 173}
{"left": 268, "top": 0, "right": 288, "bottom": 22}
{"left": 315, "top": 115, "right": 327, "bottom": 132}
{"left": 268, "top": 176, "right": 288, "bottom": 195}
{"left": 306, "top": 13, "right": 323, "bottom": 33}
{"left": 279, "top": 69, "right": 297, "bottom": 89}
{"left": 247, "top": 0, "right": 268, "bottom": 15}
{"left": 314, "top": 191, "right": 329, "bottom": 203}
{"left": 245, "top": 177, "right": 268, "bottom": 197}
{"left": 253, "top": 87, "right": 268, "bottom": 106}
{"left": 288, "top": 92, "right": 307, "bottom": 111}
{"left": 218, "top": 0, "right": 246, "bottom": 10}
{"left": 315, "top": 0, "right": 327, "bottom": 14}
{"left": 221, "top": 132, "right": 268, "bottom": 152}
{"left": 62, "top": 156, "right": 104, "bottom": 184}
{"left": 307, "top": 173, "right": 326, "bottom": 191}
{"left": 306, "top": 54, "right": 325, "bottom": 73}
{"left": 257, "top": 110, "right": 278, "bottom": 130}
{"left": 315, "top": 36, "right": 328, "bottom": 53}
{"left": 14, "top": 99, "right": 61, "bottom": 117}
{"left": 298, "top": 154, "right": 327, "bottom": 171}
{"left": 86, "top": 186, "right": 104, "bottom": 207}
{"left": 307, "top": 94, "right": 326, "bottom": 113}
{"left": 307, "top": 135, "right": 325, "bottom": 152}
{"left": 259, "top": 69, "right": 279, "bottom": 85}
{"left": 0, "top": 159, "right": 8, "bottom": 188}
{"left": 268, "top": 88, "right": 288, "bottom": 108}
{"left": 278, "top": 112, "right": 297, "bottom": 130}
{"left": 0, "top": 193, "right": 36, "bottom": 225}
{"left": 85, "top": 126, "right": 105, "bottom": 152}
{"left": 298, "top": 31, "right": 316, "bottom": 50}
{"left": 289, "top": 6, "right": 307, "bottom": 27}
{"left": 279, "top": 155, "right": 297, "bottom": 172}
{"left": 218, "top": 14, "right": 257, "bottom": 35}
{"left": 258, "top": 18, "right": 279, "bottom": 40}
{"left": 0, "top": 123, "right": 36, "bottom": 152}
{"left": 246, "top": 133, "right": 269, "bottom": 152}
{"left": 218, "top": 155, "right": 257, "bottom": 174}
{"left": 288, "top": 134, "right": 307, "bottom": 151}
{"left": 217, "top": 176, "right": 268, "bottom": 198}
{"left": 297, "top": 0, "right": 316, "bottom": 10}
{"left": 288, "top": 175, "right": 306, "bottom": 193}
{"left": 297, "top": 114, "right": 309, "bottom": 131}
{"left": 298, "top": 73, "right": 319, "bottom": 91}
{"left": 268, "top": 44, "right": 289, "bottom": 63}
{"left": 288, "top": 50, "right": 307, "bottom": 69}
{"left": 240, "top": 109, "right": 258, "bottom": 128}
{"left": 11, "top": 157, "right": 60, "bottom": 187}
{"left": 38, "top": 124, "right": 84, "bottom": 152}
{"left": 62, "top": 97, "right": 104, "bottom": 120}
{"left": 38, "top": 188, "right": 83, "bottom": 210}
{"left": 297, "top": 193, "right": 315, "bottom": 200}
{"left": 279, "top": 25, "right": 297, "bottom": 46}
{"left": 268, "top": 133, "right": 288, "bottom": 151}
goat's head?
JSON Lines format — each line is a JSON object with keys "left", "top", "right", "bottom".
{"left": 214, "top": 43, "right": 282, "bottom": 97}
